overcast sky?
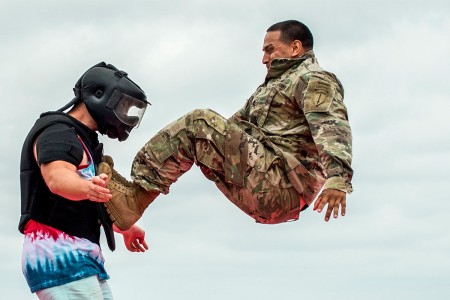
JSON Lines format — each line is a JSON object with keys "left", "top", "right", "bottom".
{"left": 1, "top": 0, "right": 449, "bottom": 299}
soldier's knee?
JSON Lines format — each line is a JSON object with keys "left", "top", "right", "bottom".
{"left": 186, "top": 109, "right": 220, "bottom": 121}
{"left": 185, "top": 109, "right": 226, "bottom": 133}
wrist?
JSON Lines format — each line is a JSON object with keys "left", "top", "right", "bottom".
{"left": 322, "top": 176, "right": 353, "bottom": 193}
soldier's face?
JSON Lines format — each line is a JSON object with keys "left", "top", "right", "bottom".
{"left": 262, "top": 30, "right": 294, "bottom": 70}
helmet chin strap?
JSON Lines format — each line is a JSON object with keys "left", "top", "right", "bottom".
{"left": 58, "top": 97, "right": 81, "bottom": 112}
{"left": 106, "top": 123, "right": 133, "bottom": 141}
{"left": 106, "top": 129, "right": 118, "bottom": 139}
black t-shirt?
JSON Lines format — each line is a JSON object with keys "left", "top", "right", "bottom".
{"left": 35, "top": 123, "right": 85, "bottom": 167}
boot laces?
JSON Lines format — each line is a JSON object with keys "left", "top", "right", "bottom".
{"left": 111, "top": 168, "right": 135, "bottom": 187}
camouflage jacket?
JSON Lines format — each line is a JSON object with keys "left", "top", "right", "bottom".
{"left": 230, "top": 50, "right": 353, "bottom": 202}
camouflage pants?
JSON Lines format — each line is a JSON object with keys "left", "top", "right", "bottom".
{"left": 132, "top": 109, "right": 303, "bottom": 224}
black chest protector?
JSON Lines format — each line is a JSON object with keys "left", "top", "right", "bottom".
{"left": 19, "top": 111, "right": 115, "bottom": 251}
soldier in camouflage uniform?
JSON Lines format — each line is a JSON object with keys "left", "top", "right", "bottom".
{"left": 101, "top": 20, "right": 353, "bottom": 230}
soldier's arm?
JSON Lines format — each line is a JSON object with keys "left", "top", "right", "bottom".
{"left": 297, "top": 73, "right": 353, "bottom": 193}
{"left": 295, "top": 73, "right": 353, "bottom": 221}
{"left": 229, "top": 86, "right": 262, "bottom": 123}
{"left": 230, "top": 102, "right": 249, "bottom": 122}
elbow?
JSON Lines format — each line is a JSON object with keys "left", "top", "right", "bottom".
{"left": 46, "top": 178, "right": 62, "bottom": 195}
{"left": 45, "top": 171, "right": 68, "bottom": 197}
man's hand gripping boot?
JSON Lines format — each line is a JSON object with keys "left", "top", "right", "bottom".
{"left": 98, "top": 156, "right": 158, "bottom": 231}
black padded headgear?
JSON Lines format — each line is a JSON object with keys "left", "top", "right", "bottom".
{"left": 60, "top": 62, "right": 149, "bottom": 141}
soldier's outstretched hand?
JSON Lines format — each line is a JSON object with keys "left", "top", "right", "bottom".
{"left": 313, "top": 189, "right": 346, "bottom": 222}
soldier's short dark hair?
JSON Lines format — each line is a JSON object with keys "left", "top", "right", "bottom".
{"left": 267, "top": 20, "right": 314, "bottom": 50}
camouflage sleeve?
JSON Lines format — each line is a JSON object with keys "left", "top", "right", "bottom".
{"left": 295, "top": 73, "right": 353, "bottom": 193}
{"left": 230, "top": 82, "right": 267, "bottom": 122}
{"left": 230, "top": 99, "right": 250, "bottom": 122}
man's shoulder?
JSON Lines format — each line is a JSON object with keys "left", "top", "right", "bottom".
{"left": 296, "top": 60, "right": 341, "bottom": 88}
{"left": 26, "top": 113, "right": 77, "bottom": 145}
{"left": 296, "top": 58, "right": 326, "bottom": 78}
{"left": 35, "top": 122, "right": 84, "bottom": 166}
{"left": 32, "top": 112, "right": 75, "bottom": 133}
{"left": 39, "top": 123, "right": 77, "bottom": 138}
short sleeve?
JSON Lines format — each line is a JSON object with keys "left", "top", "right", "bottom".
{"left": 35, "top": 124, "right": 84, "bottom": 166}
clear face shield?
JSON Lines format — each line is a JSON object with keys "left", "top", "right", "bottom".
{"left": 106, "top": 89, "right": 149, "bottom": 128}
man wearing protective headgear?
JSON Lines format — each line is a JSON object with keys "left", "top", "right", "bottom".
{"left": 102, "top": 20, "right": 353, "bottom": 232}
{"left": 19, "top": 62, "right": 150, "bottom": 299}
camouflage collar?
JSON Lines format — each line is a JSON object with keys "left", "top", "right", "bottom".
{"left": 265, "top": 50, "right": 315, "bottom": 81}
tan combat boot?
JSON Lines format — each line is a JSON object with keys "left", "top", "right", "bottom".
{"left": 98, "top": 157, "right": 158, "bottom": 231}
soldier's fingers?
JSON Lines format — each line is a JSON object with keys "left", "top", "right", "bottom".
{"left": 341, "top": 197, "right": 346, "bottom": 216}
{"left": 313, "top": 198, "right": 319, "bottom": 211}
{"left": 324, "top": 199, "right": 335, "bottom": 222}
{"left": 333, "top": 200, "right": 340, "bottom": 219}
{"left": 316, "top": 194, "right": 329, "bottom": 213}
{"left": 313, "top": 197, "right": 320, "bottom": 211}
{"left": 313, "top": 196, "right": 323, "bottom": 211}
